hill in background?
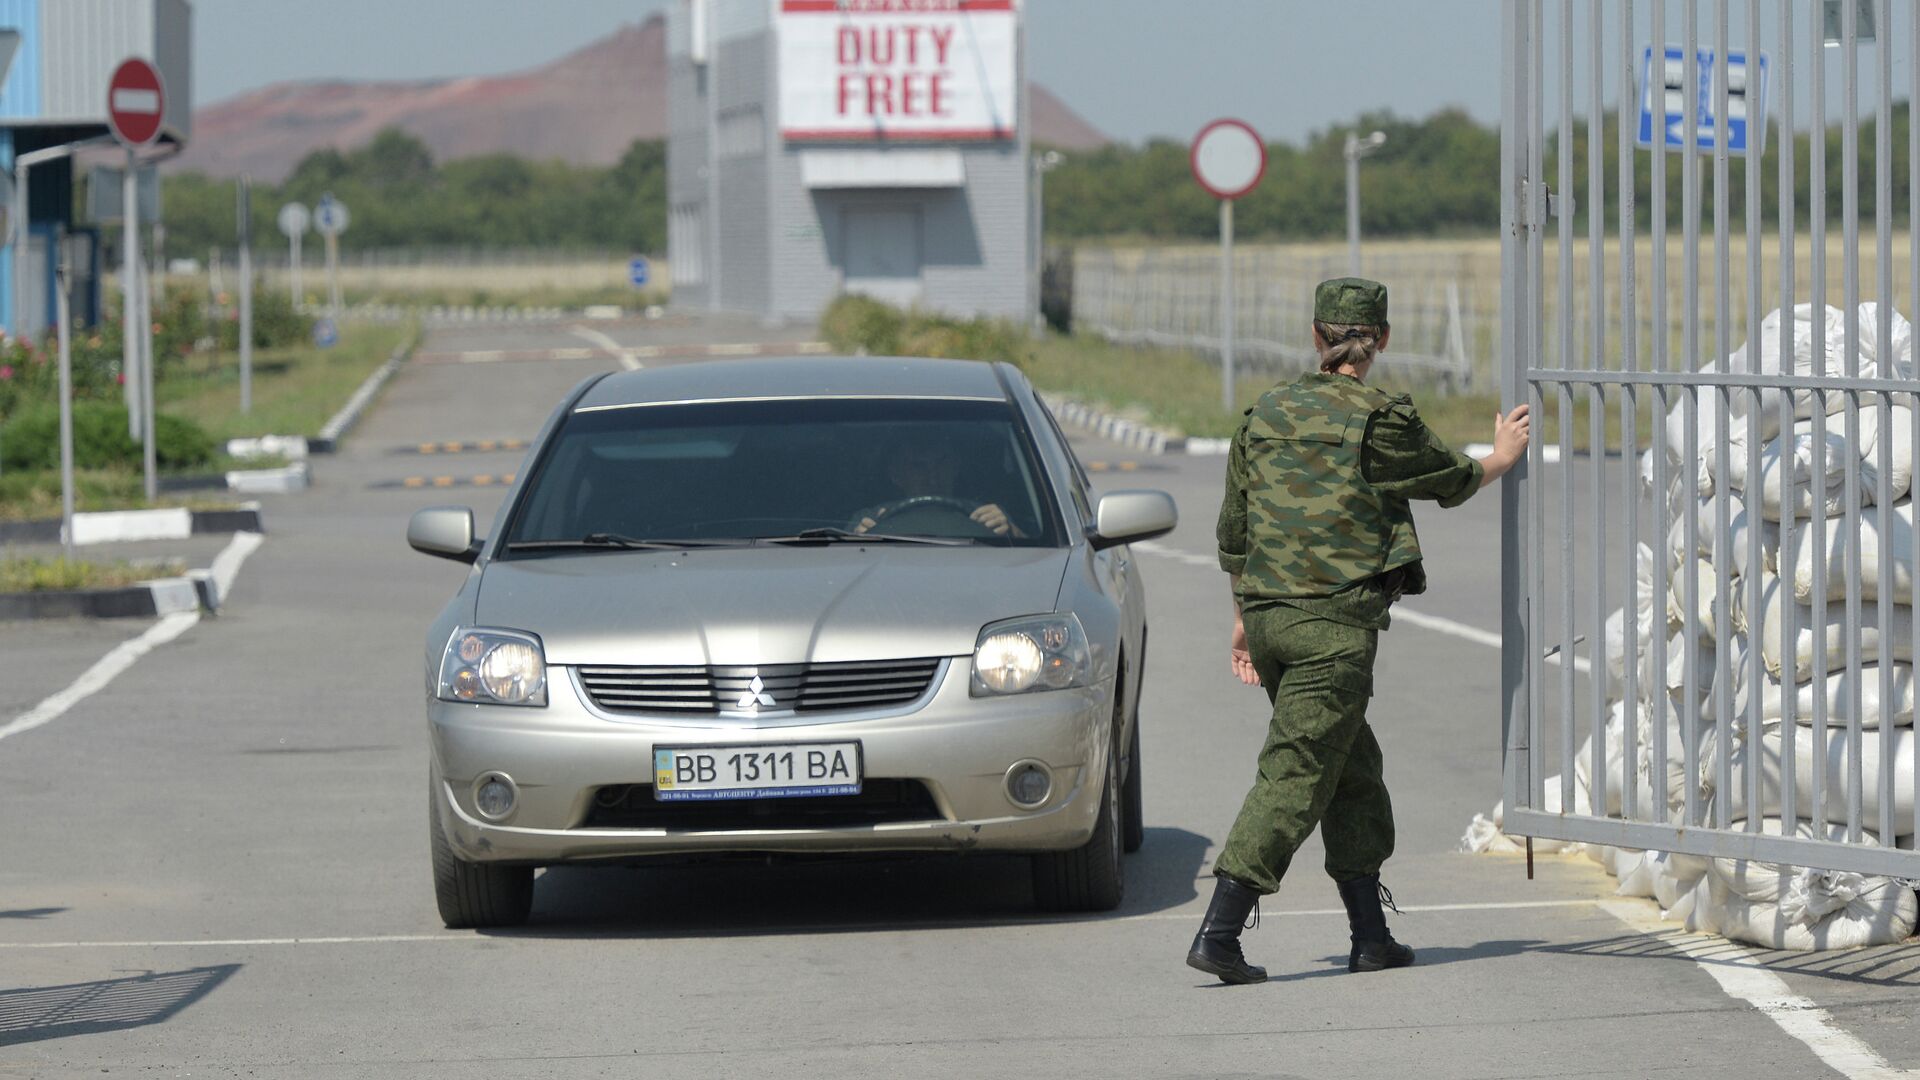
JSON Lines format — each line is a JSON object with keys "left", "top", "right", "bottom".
{"left": 175, "top": 16, "right": 1110, "bottom": 180}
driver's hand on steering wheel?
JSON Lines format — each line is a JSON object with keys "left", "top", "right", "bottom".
{"left": 853, "top": 515, "right": 879, "bottom": 534}
{"left": 970, "top": 503, "right": 1023, "bottom": 537}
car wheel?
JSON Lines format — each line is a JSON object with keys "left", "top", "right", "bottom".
{"left": 1031, "top": 701, "right": 1126, "bottom": 913}
{"left": 429, "top": 778, "right": 534, "bottom": 929}
{"left": 1121, "top": 699, "right": 1145, "bottom": 854}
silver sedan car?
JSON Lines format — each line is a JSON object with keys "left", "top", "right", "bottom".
{"left": 408, "top": 357, "right": 1175, "bottom": 927}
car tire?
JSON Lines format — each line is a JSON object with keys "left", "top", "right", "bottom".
{"left": 429, "top": 779, "right": 535, "bottom": 929}
{"left": 1031, "top": 700, "right": 1126, "bottom": 913}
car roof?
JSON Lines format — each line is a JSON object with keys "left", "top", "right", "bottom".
{"left": 572, "top": 356, "right": 1013, "bottom": 412}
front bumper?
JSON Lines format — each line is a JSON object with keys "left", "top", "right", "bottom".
{"left": 428, "top": 659, "right": 1113, "bottom": 865}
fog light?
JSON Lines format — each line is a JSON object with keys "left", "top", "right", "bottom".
{"left": 1005, "top": 761, "right": 1052, "bottom": 808}
{"left": 474, "top": 774, "right": 517, "bottom": 819}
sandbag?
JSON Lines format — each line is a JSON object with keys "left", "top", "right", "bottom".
{"left": 1855, "top": 402, "right": 1917, "bottom": 505}
{"left": 1790, "top": 496, "right": 1916, "bottom": 606}
{"left": 1724, "top": 420, "right": 1874, "bottom": 522}
{"left": 1689, "top": 818, "right": 1919, "bottom": 951}
{"left": 1733, "top": 663, "right": 1916, "bottom": 730}
{"left": 1576, "top": 698, "right": 1700, "bottom": 818}
{"left": 1603, "top": 544, "right": 1661, "bottom": 699}
{"left": 1613, "top": 847, "right": 1711, "bottom": 909}
{"left": 1665, "top": 495, "right": 1764, "bottom": 577}
{"left": 1669, "top": 559, "right": 1741, "bottom": 643}
{"left": 1753, "top": 571, "right": 1915, "bottom": 676}
{"left": 1699, "top": 724, "right": 1918, "bottom": 828}
{"left": 1459, "top": 772, "right": 1590, "bottom": 856}
{"left": 1725, "top": 302, "right": 1915, "bottom": 444}
{"left": 1638, "top": 630, "right": 1724, "bottom": 714}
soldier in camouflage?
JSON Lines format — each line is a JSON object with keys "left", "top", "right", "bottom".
{"left": 1186, "top": 277, "right": 1531, "bottom": 985}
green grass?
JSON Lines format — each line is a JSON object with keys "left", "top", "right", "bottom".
{"left": 0, "top": 553, "right": 186, "bottom": 592}
{"left": 0, "top": 469, "right": 244, "bottom": 521}
{"left": 156, "top": 321, "right": 416, "bottom": 442}
{"left": 1026, "top": 333, "right": 1655, "bottom": 453}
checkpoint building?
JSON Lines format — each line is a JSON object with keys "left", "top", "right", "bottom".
{"left": 668, "top": 0, "right": 1031, "bottom": 323}
{"left": 0, "top": 0, "right": 191, "bottom": 339}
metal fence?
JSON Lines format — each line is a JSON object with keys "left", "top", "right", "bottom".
{"left": 1499, "top": 0, "right": 1920, "bottom": 878}
{"left": 1069, "top": 245, "right": 1495, "bottom": 394}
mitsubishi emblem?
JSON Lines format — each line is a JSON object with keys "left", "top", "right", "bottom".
{"left": 735, "top": 675, "right": 777, "bottom": 711}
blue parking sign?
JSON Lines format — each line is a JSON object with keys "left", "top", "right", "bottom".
{"left": 313, "top": 317, "right": 338, "bottom": 349}
{"left": 1638, "top": 45, "right": 1769, "bottom": 156}
{"left": 628, "top": 256, "right": 650, "bottom": 288}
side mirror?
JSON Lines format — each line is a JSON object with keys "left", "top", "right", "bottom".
{"left": 408, "top": 506, "right": 481, "bottom": 564}
{"left": 1090, "top": 490, "right": 1177, "bottom": 551}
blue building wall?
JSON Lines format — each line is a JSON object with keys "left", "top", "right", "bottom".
{"left": 0, "top": 0, "right": 41, "bottom": 333}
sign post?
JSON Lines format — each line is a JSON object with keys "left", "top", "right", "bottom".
{"left": 1190, "top": 119, "right": 1267, "bottom": 414}
{"left": 237, "top": 176, "right": 254, "bottom": 414}
{"left": 54, "top": 228, "right": 74, "bottom": 554}
{"left": 314, "top": 193, "right": 349, "bottom": 317}
{"left": 277, "top": 201, "right": 309, "bottom": 307}
{"left": 107, "top": 57, "right": 164, "bottom": 501}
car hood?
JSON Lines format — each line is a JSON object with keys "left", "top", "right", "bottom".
{"left": 475, "top": 546, "right": 1073, "bottom": 666}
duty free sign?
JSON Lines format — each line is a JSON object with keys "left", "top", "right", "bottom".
{"left": 778, "top": 0, "right": 1018, "bottom": 141}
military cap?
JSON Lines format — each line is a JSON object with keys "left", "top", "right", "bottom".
{"left": 1314, "top": 277, "right": 1390, "bottom": 325}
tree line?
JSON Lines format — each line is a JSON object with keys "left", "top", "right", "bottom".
{"left": 155, "top": 106, "right": 1914, "bottom": 258}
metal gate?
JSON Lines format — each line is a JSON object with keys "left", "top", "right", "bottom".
{"left": 1500, "top": 0, "right": 1920, "bottom": 877}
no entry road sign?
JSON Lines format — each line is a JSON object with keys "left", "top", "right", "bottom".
{"left": 1190, "top": 119, "right": 1267, "bottom": 201}
{"left": 107, "top": 58, "right": 165, "bottom": 149}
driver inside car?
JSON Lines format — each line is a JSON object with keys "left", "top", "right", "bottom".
{"left": 850, "top": 430, "right": 1026, "bottom": 538}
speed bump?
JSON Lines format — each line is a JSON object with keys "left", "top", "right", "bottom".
{"left": 401, "top": 439, "right": 528, "bottom": 456}
{"left": 376, "top": 474, "right": 518, "bottom": 491}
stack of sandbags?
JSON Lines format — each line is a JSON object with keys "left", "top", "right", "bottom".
{"left": 1458, "top": 773, "right": 1590, "bottom": 856}
{"left": 1679, "top": 820, "right": 1918, "bottom": 950}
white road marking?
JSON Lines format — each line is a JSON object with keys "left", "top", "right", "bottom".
{"left": 569, "top": 325, "right": 643, "bottom": 370}
{"left": 1133, "top": 543, "right": 1592, "bottom": 674}
{"left": 0, "top": 612, "right": 200, "bottom": 743}
{"left": 1603, "top": 899, "right": 1917, "bottom": 1080}
{"left": 0, "top": 899, "right": 1606, "bottom": 950}
{"left": 0, "top": 532, "right": 265, "bottom": 745}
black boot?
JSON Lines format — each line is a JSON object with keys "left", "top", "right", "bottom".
{"left": 1336, "top": 874, "right": 1415, "bottom": 973}
{"left": 1186, "top": 875, "right": 1267, "bottom": 984}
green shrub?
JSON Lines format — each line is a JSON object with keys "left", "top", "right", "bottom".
{"left": 0, "top": 401, "right": 215, "bottom": 472}
{"left": 216, "top": 288, "right": 314, "bottom": 351}
{"left": 819, "top": 294, "right": 1031, "bottom": 370}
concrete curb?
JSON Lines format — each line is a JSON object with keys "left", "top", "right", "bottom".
{"left": 1037, "top": 394, "right": 1234, "bottom": 457}
{"left": 310, "top": 343, "right": 412, "bottom": 454}
{"left": 0, "top": 504, "right": 264, "bottom": 546}
{"left": 0, "top": 530, "right": 264, "bottom": 621}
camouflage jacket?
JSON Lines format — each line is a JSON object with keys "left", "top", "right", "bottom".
{"left": 1217, "top": 373, "right": 1484, "bottom": 629}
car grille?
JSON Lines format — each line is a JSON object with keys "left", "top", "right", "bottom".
{"left": 581, "top": 780, "right": 944, "bottom": 830}
{"left": 576, "top": 658, "right": 943, "bottom": 716}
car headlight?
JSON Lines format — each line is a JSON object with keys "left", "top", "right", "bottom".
{"left": 438, "top": 628, "right": 548, "bottom": 707}
{"left": 971, "top": 614, "right": 1092, "bottom": 696}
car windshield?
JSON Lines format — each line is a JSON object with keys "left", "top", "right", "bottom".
{"left": 501, "top": 397, "right": 1061, "bottom": 552}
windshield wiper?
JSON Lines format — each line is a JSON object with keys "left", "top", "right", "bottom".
{"left": 758, "top": 527, "right": 970, "bottom": 547}
{"left": 506, "top": 533, "right": 753, "bottom": 552}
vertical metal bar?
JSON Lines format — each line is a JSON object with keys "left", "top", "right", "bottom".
{"left": 1502, "top": 0, "right": 1538, "bottom": 819}
{"left": 1710, "top": 0, "right": 1735, "bottom": 834}
{"left": 1841, "top": 0, "right": 1864, "bottom": 846}
{"left": 1911, "top": 0, "right": 1920, "bottom": 846}
{"left": 1776, "top": 0, "right": 1798, "bottom": 833}
{"left": 1650, "top": 0, "right": 1672, "bottom": 826}
{"left": 1619, "top": 0, "right": 1640, "bottom": 823}
{"left": 1558, "top": 0, "right": 1580, "bottom": 815}
{"left": 1532, "top": 0, "right": 1548, "bottom": 815}
{"left": 1873, "top": 0, "right": 1894, "bottom": 846}
{"left": 1587, "top": 0, "right": 1609, "bottom": 826}
{"left": 1809, "top": 0, "right": 1829, "bottom": 836}
{"left": 1740, "top": 0, "right": 1764, "bottom": 836}
{"left": 1681, "top": 0, "right": 1697, "bottom": 826}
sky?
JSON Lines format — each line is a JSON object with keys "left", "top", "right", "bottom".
{"left": 187, "top": 0, "right": 1505, "bottom": 146}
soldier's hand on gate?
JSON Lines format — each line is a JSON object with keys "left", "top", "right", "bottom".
{"left": 1493, "top": 404, "right": 1532, "bottom": 462}
{"left": 1229, "top": 616, "right": 1261, "bottom": 686}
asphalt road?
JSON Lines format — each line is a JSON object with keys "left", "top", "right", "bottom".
{"left": 2, "top": 316, "right": 1916, "bottom": 1079}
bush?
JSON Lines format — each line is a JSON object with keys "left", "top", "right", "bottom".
{"left": 0, "top": 401, "right": 216, "bottom": 472}
{"left": 820, "top": 294, "right": 1032, "bottom": 370}
{"left": 216, "top": 288, "right": 314, "bottom": 351}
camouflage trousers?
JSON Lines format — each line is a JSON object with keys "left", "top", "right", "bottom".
{"left": 1213, "top": 603, "right": 1395, "bottom": 894}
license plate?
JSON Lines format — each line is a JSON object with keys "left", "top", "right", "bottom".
{"left": 653, "top": 742, "right": 862, "bottom": 801}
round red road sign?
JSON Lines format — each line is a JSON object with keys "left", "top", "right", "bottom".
{"left": 107, "top": 58, "right": 166, "bottom": 149}
{"left": 1190, "top": 118, "right": 1267, "bottom": 201}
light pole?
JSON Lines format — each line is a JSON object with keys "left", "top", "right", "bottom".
{"left": 1344, "top": 129, "right": 1386, "bottom": 276}
{"left": 1029, "top": 149, "right": 1062, "bottom": 335}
